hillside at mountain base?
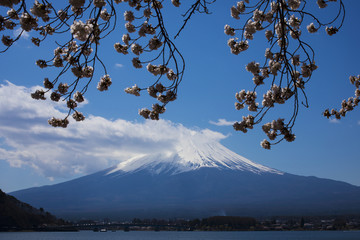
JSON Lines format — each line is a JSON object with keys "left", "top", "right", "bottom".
{"left": 0, "top": 189, "right": 67, "bottom": 230}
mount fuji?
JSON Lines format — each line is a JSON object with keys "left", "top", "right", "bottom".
{"left": 10, "top": 137, "right": 360, "bottom": 220}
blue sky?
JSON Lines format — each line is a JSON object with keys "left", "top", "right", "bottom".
{"left": 1, "top": 1, "right": 360, "bottom": 193}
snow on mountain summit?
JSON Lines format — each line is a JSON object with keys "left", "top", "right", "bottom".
{"left": 107, "top": 134, "right": 282, "bottom": 176}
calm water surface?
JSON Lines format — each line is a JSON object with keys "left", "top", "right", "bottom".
{"left": 1, "top": 231, "right": 360, "bottom": 240}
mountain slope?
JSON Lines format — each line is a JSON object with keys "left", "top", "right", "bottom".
{"left": 10, "top": 139, "right": 360, "bottom": 220}
{"left": 11, "top": 167, "right": 360, "bottom": 220}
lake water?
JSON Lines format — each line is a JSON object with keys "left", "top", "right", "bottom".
{"left": 1, "top": 231, "right": 360, "bottom": 240}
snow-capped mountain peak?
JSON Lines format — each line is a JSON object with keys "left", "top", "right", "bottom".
{"left": 107, "top": 137, "right": 282, "bottom": 175}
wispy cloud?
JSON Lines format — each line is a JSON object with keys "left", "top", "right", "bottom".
{"left": 209, "top": 118, "right": 235, "bottom": 126}
{"left": 0, "top": 81, "right": 227, "bottom": 179}
{"left": 13, "top": 28, "right": 30, "bottom": 39}
{"left": 329, "top": 118, "right": 340, "bottom": 124}
{"left": 115, "top": 63, "right": 124, "bottom": 68}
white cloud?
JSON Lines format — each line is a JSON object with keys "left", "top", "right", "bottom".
{"left": 329, "top": 118, "right": 340, "bottom": 124}
{"left": 209, "top": 118, "right": 235, "bottom": 126}
{"left": 13, "top": 28, "right": 30, "bottom": 39}
{"left": 115, "top": 63, "right": 124, "bottom": 68}
{"left": 0, "top": 81, "right": 227, "bottom": 179}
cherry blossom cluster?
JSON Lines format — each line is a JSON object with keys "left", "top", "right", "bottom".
{"left": 138, "top": 103, "right": 165, "bottom": 120}
{"left": 261, "top": 118, "right": 295, "bottom": 149}
{"left": 1, "top": 0, "right": 354, "bottom": 150}
{"left": 0, "top": 0, "right": 120, "bottom": 125}
{"left": 1, "top": 0, "right": 191, "bottom": 127}
{"left": 70, "top": 20, "right": 94, "bottom": 42}
{"left": 113, "top": 0, "right": 185, "bottom": 120}
{"left": 324, "top": 75, "right": 360, "bottom": 120}
{"left": 226, "top": 0, "right": 345, "bottom": 149}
